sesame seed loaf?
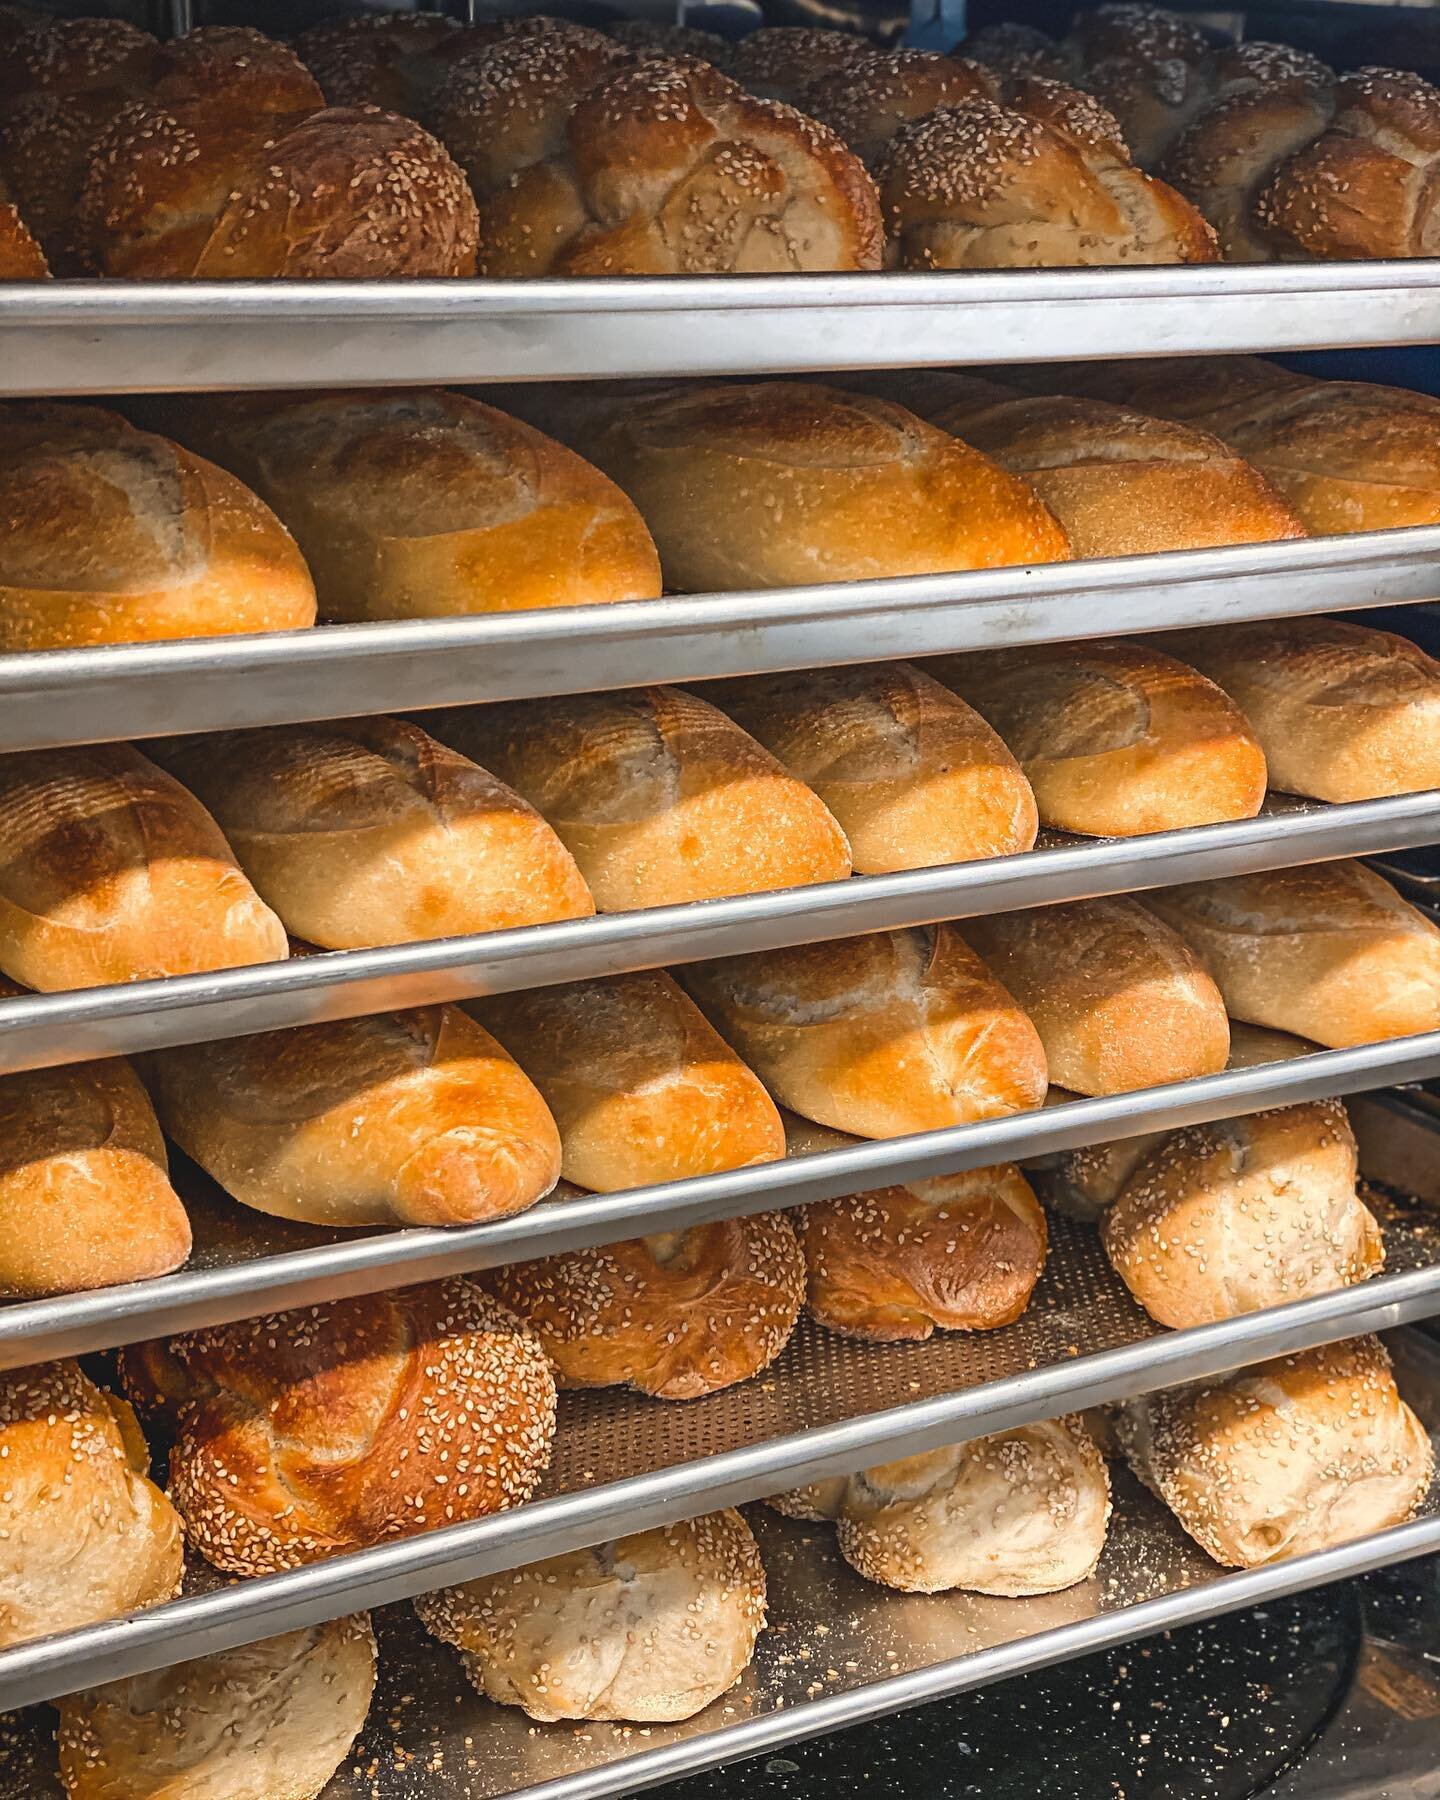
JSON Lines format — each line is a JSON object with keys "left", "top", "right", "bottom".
{"left": 0, "top": 195, "right": 45, "bottom": 278}
{"left": 927, "top": 640, "right": 1269, "bottom": 835}
{"left": 295, "top": 9, "right": 463, "bottom": 113}
{"left": 799, "top": 49, "right": 996, "bottom": 170}
{"left": 415, "top": 1509, "right": 766, "bottom": 1722}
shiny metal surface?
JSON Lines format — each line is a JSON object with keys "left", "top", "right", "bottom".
{"left": 0, "top": 532, "right": 1435, "bottom": 751}
{"left": 3, "top": 793, "right": 1439, "bottom": 1077}
{"left": 2, "top": 267, "right": 1439, "bottom": 394}
{"left": 0, "top": 1106, "right": 1436, "bottom": 1715}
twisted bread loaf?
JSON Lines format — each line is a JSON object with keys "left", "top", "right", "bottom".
{"left": 800, "top": 50, "right": 995, "bottom": 168}
{"left": 729, "top": 26, "right": 880, "bottom": 103}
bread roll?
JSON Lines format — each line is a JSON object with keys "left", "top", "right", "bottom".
{"left": 958, "top": 21, "right": 1077, "bottom": 84}
{"left": 141, "top": 388, "right": 662, "bottom": 622}
{"left": 788, "top": 1116, "right": 1046, "bottom": 1340}
{"left": 1118, "top": 1337, "right": 1434, "bottom": 1566}
{"left": 469, "top": 971, "right": 784, "bottom": 1193}
{"left": 682, "top": 924, "right": 1049, "bottom": 1139}
{"left": 928, "top": 640, "right": 1268, "bottom": 836}
{"left": 0, "top": 1043, "right": 191, "bottom": 1298}
{"left": 1152, "top": 618, "right": 1440, "bottom": 803}
{"left": 729, "top": 25, "right": 879, "bottom": 102}
{"left": 925, "top": 386, "right": 1306, "bottom": 556}
{"left": 0, "top": 1360, "right": 183, "bottom": 1649}
{"left": 151, "top": 717, "right": 595, "bottom": 952}
{"left": 877, "top": 83, "right": 1218, "bottom": 269}
{"left": 144, "top": 1002, "right": 560, "bottom": 1230}
{"left": 428, "top": 688, "right": 851, "bottom": 913}
{"left": 415, "top": 1510, "right": 766, "bottom": 1723}
{"left": 1062, "top": 4, "right": 1213, "bottom": 75}
{"left": 488, "top": 1211, "right": 804, "bottom": 1400}
{"left": 295, "top": 10, "right": 462, "bottom": 110}
{"left": 1145, "top": 860, "right": 1440, "bottom": 1047}
{"left": 772, "top": 1416, "right": 1111, "bottom": 1595}
{"left": 963, "top": 897, "right": 1230, "bottom": 1096}
{"left": 430, "top": 48, "right": 882, "bottom": 276}
{"left": 121, "top": 1278, "right": 556, "bottom": 1575}
{"left": 1102, "top": 1100, "right": 1384, "bottom": 1328}
{"left": 799, "top": 49, "right": 996, "bottom": 169}
{"left": 57, "top": 1615, "right": 377, "bottom": 1800}
{"left": 541, "top": 381, "right": 1070, "bottom": 591}
{"left": 0, "top": 744, "right": 289, "bottom": 992}
{"left": 609, "top": 19, "right": 734, "bottom": 65}
{"left": 704, "top": 663, "right": 1038, "bottom": 875}
{"left": 0, "top": 402, "right": 316, "bottom": 650}
{"left": 1060, "top": 356, "right": 1440, "bottom": 535}
{"left": 0, "top": 192, "right": 46, "bottom": 277}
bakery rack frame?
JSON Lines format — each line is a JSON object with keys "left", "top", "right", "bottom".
{"left": 7, "top": 264, "right": 1440, "bottom": 1796}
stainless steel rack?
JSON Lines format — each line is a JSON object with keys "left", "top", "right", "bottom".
{"left": 2, "top": 266, "right": 1439, "bottom": 395}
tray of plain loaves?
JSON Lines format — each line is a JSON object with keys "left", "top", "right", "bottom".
{"left": 3, "top": 12, "right": 1440, "bottom": 390}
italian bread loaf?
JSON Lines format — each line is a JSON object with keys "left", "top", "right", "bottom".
{"left": 0, "top": 1360, "right": 183, "bottom": 1649}
{"left": 428, "top": 688, "right": 851, "bottom": 912}
{"left": 929, "top": 640, "right": 1268, "bottom": 836}
{"left": 1145, "top": 860, "right": 1440, "bottom": 1046}
{"left": 415, "top": 1510, "right": 766, "bottom": 1724}
{"left": 1150, "top": 617, "right": 1440, "bottom": 802}
{"left": 1118, "top": 1337, "right": 1433, "bottom": 1566}
{"left": 57, "top": 1616, "right": 377, "bottom": 1800}
{"left": 143, "top": 1002, "right": 561, "bottom": 1230}
{"left": 0, "top": 744, "right": 288, "bottom": 992}
{"left": 151, "top": 717, "right": 595, "bottom": 951}
{"left": 469, "top": 970, "right": 784, "bottom": 1193}
{"left": 788, "top": 1115, "right": 1047, "bottom": 1340}
{"left": 964, "top": 896, "right": 1231, "bottom": 1095}
{"left": 681, "top": 924, "right": 1049, "bottom": 1139}
{"left": 0, "top": 402, "right": 316, "bottom": 649}
{"left": 704, "top": 663, "right": 1038, "bottom": 875}
{"left": 516, "top": 381, "right": 1071, "bottom": 591}
{"left": 141, "top": 388, "right": 662, "bottom": 622}
{"left": 121, "top": 1279, "right": 556, "bottom": 1574}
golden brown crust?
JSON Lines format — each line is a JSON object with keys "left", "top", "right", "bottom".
{"left": 0, "top": 1361, "right": 183, "bottom": 1649}
{"left": 682, "top": 924, "right": 1050, "bottom": 1140}
{"left": 429, "top": 686, "right": 852, "bottom": 913}
{"left": 489, "top": 1212, "right": 804, "bottom": 1400}
{"left": 152, "top": 25, "right": 323, "bottom": 112}
{"left": 964, "top": 896, "right": 1231, "bottom": 1096}
{"left": 729, "top": 26, "right": 880, "bottom": 103}
{"left": 143, "top": 1001, "right": 562, "bottom": 1231}
{"left": 0, "top": 198, "right": 46, "bottom": 277}
{"left": 121, "top": 1278, "right": 556, "bottom": 1575}
{"left": 151, "top": 716, "right": 595, "bottom": 950}
{"left": 470, "top": 970, "right": 785, "bottom": 1193}
{"left": 0, "top": 744, "right": 289, "bottom": 993}
{"left": 0, "top": 400, "right": 316, "bottom": 649}
{"left": 799, "top": 50, "right": 996, "bottom": 168}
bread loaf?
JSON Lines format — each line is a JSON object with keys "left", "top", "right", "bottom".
{"left": 799, "top": 49, "right": 996, "bottom": 169}
{"left": 957, "top": 21, "right": 1077, "bottom": 83}
{"left": 788, "top": 1115, "right": 1046, "bottom": 1340}
{"left": 488, "top": 1211, "right": 804, "bottom": 1400}
{"left": 877, "top": 82, "right": 1218, "bottom": 268}
{"left": 430, "top": 47, "right": 883, "bottom": 276}
{"left": 682, "top": 925, "right": 1049, "bottom": 1139}
{"left": 925, "top": 384, "right": 1307, "bottom": 555}
{"left": 609, "top": 19, "right": 735, "bottom": 67}
{"left": 295, "top": 10, "right": 462, "bottom": 110}
{"left": 1145, "top": 859, "right": 1440, "bottom": 1047}
{"left": 0, "top": 190, "right": 46, "bottom": 277}
{"left": 57, "top": 1616, "right": 377, "bottom": 1800}
{"left": 1102, "top": 1100, "right": 1384, "bottom": 1328}
{"left": 121, "top": 1278, "right": 556, "bottom": 1575}
{"left": 771, "top": 1416, "right": 1111, "bottom": 1595}
{"left": 142, "top": 388, "right": 662, "bottom": 622}
{"left": 151, "top": 717, "right": 595, "bottom": 951}
{"left": 705, "top": 663, "right": 1038, "bottom": 875}
{"left": 415, "top": 1510, "right": 766, "bottom": 1723}
{"left": 929, "top": 641, "right": 1267, "bottom": 836}
{"left": 0, "top": 1035, "right": 190, "bottom": 1299}
{"left": 0, "top": 1360, "right": 183, "bottom": 1649}
{"left": 525, "top": 381, "right": 1071, "bottom": 591}
{"left": 0, "top": 744, "right": 288, "bottom": 992}
{"left": 730, "top": 26, "right": 879, "bottom": 102}
{"left": 1152, "top": 617, "right": 1440, "bottom": 802}
{"left": 964, "top": 897, "right": 1230, "bottom": 1095}
{"left": 144, "top": 1002, "right": 560, "bottom": 1230}
{"left": 469, "top": 970, "right": 784, "bottom": 1193}
{"left": 1118, "top": 1337, "right": 1433, "bottom": 1566}
{"left": 0, "top": 402, "right": 316, "bottom": 649}
{"left": 428, "top": 688, "right": 851, "bottom": 912}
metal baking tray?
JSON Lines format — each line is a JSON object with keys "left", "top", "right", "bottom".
{"left": 0, "top": 533, "right": 1436, "bottom": 752}
{"left": 1, "top": 1092, "right": 1437, "bottom": 1715}
{"left": 2, "top": 266, "right": 1439, "bottom": 395}
{"left": 3, "top": 790, "right": 1439, "bottom": 1078}
{"left": 4, "top": 1333, "right": 1440, "bottom": 1795}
